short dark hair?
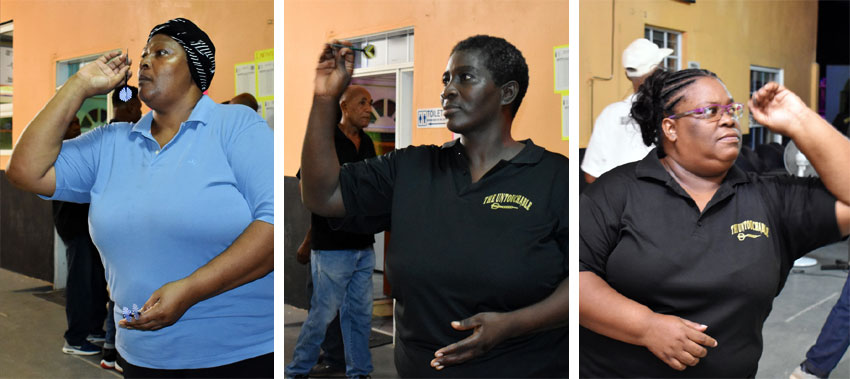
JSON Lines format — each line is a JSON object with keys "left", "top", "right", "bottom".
{"left": 451, "top": 35, "right": 529, "bottom": 117}
{"left": 111, "top": 85, "right": 139, "bottom": 105}
{"left": 630, "top": 68, "right": 719, "bottom": 156}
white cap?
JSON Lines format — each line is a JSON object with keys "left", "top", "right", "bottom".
{"left": 622, "top": 38, "right": 673, "bottom": 78}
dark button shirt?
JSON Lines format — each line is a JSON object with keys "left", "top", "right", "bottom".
{"left": 579, "top": 149, "right": 840, "bottom": 378}
{"left": 298, "top": 126, "right": 376, "bottom": 250}
{"left": 53, "top": 201, "right": 90, "bottom": 244}
{"left": 333, "top": 139, "right": 568, "bottom": 377}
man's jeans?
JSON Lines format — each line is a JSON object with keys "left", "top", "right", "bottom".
{"left": 802, "top": 272, "right": 850, "bottom": 378}
{"left": 286, "top": 248, "right": 375, "bottom": 377}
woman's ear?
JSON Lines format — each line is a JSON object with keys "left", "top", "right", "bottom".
{"left": 661, "top": 118, "right": 678, "bottom": 143}
{"left": 500, "top": 81, "right": 519, "bottom": 106}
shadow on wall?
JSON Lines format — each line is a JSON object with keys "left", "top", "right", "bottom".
{"left": 283, "top": 175, "right": 311, "bottom": 309}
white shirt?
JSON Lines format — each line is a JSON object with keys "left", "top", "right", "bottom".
{"left": 582, "top": 93, "right": 654, "bottom": 178}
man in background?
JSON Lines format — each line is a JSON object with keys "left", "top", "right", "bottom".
{"left": 287, "top": 85, "right": 377, "bottom": 378}
{"left": 582, "top": 38, "right": 671, "bottom": 183}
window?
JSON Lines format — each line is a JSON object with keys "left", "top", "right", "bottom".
{"left": 0, "top": 21, "right": 12, "bottom": 151}
{"left": 745, "top": 65, "right": 784, "bottom": 148}
{"left": 645, "top": 26, "right": 681, "bottom": 71}
{"left": 348, "top": 28, "right": 414, "bottom": 69}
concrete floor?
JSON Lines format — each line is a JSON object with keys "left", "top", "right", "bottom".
{"left": 0, "top": 268, "right": 120, "bottom": 378}
{"left": 2, "top": 241, "right": 847, "bottom": 378}
{"left": 759, "top": 240, "right": 850, "bottom": 378}
{"left": 285, "top": 242, "right": 850, "bottom": 378}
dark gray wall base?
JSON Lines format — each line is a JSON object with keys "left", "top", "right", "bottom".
{"left": 0, "top": 171, "right": 55, "bottom": 282}
{"left": 283, "top": 175, "right": 312, "bottom": 309}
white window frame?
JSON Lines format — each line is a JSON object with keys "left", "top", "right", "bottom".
{"left": 748, "top": 65, "right": 784, "bottom": 146}
{"left": 644, "top": 26, "right": 682, "bottom": 71}
{"left": 348, "top": 27, "right": 414, "bottom": 70}
{"left": 0, "top": 21, "right": 13, "bottom": 155}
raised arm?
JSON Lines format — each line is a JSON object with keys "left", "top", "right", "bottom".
{"left": 5, "top": 51, "right": 130, "bottom": 196}
{"left": 749, "top": 82, "right": 850, "bottom": 204}
{"left": 300, "top": 41, "right": 355, "bottom": 218}
{"left": 579, "top": 271, "right": 718, "bottom": 371}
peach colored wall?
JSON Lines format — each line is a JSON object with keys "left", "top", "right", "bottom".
{"left": 284, "top": 0, "right": 568, "bottom": 176}
{"left": 0, "top": 0, "right": 273, "bottom": 169}
{"left": 579, "top": 0, "right": 818, "bottom": 147}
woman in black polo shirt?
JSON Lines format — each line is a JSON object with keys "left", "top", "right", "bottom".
{"left": 299, "top": 35, "right": 568, "bottom": 377}
{"left": 579, "top": 68, "right": 850, "bottom": 378}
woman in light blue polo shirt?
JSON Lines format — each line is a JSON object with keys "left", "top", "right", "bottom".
{"left": 5, "top": 18, "right": 273, "bottom": 377}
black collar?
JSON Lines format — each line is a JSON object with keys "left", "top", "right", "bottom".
{"left": 441, "top": 138, "right": 544, "bottom": 165}
{"left": 635, "top": 148, "right": 750, "bottom": 187}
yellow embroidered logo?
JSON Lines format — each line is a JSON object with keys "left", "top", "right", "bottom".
{"left": 482, "top": 193, "right": 533, "bottom": 211}
{"left": 730, "top": 220, "right": 769, "bottom": 241}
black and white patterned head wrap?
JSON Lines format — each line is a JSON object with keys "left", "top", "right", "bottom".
{"left": 148, "top": 18, "right": 216, "bottom": 91}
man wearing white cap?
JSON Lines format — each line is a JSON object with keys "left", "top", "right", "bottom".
{"left": 582, "top": 38, "right": 673, "bottom": 183}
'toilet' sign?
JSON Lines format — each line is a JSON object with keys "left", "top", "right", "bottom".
{"left": 417, "top": 108, "right": 447, "bottom": 128}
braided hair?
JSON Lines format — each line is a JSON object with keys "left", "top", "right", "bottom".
{"left": 630, "top": 68, "right": 718, "bottom": 156}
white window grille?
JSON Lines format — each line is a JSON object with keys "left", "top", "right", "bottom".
{"left": 644, "top": 26, "right": 681, "bottom": 71}
{"left": 0, "top": 21, "right": 13, "bottom": 153}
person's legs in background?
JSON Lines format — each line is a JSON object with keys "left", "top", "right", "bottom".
{"left": 285, "top": 250, "right": 356, "bottom": 377}
{"left": 339, "top": 247, "right": 375, "bottom": 378}
{"left": 797, "top": 273, "right": 850, "bottom": 378}
{"left": 305, "top": 264, "right": 346, "bottom": 377}
{"left": 319, "top": 314, "right": 346, "bottom": 368}
{"left": 87, "top": 240, "right": 108, "bottom": 341}
{"left": 62, "top": 235, "right": 105, "bottom": 355}
{"left": 100, "top": 299, "right": 123, "bottom": 372}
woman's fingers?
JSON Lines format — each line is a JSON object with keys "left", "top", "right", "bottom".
{"left": 683, "top": 339, "right": 709, "bottom": 359}
{"left": 680, "top": 319, "right": 717, "bottom": 347}
{"left": 666, "top": 356, "right": 687, "bottom": 371}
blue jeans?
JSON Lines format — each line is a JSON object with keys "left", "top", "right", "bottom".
{"left": 802, "top": 272, "right": 850, "bottom": 378}
{"left": 286, "top": 248, "right": 375, "bottom": 378}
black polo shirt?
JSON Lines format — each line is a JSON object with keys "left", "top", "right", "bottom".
{"left": 333, "top": 139, "right": 568, "bottom": 377}
{"left": 297, "top": 126, "right": 376, "bottom": 250}
{"left": 579, "top": 149, "right": 840, "bottom": 378}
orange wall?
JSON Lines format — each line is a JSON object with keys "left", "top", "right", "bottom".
{"left": 0, "top": 0, "right": 273, "bottom": 168}
{"left": 284, "top": 0, "right": 568, "bottom": 176}
{"left": 578, "top": 0, "right": 819, "bottom": 147}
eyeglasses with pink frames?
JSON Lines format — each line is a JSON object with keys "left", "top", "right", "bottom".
{"left": 667, "top": 102, "right": 744, "bottom": 121}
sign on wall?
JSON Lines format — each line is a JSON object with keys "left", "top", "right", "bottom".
{"left": 234, "top": 48, "right": 274, "bottom": 123}
{"left": 416, "top": 107, "right": 447, "bottom": 128}
{"left": 554, "top": 44, "right": 568, "bottom": 141}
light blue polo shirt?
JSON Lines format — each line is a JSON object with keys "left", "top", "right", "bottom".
{"left": 45, "top": 95, "right": 273, "bottom": 369}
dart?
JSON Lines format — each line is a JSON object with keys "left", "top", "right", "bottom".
{"left": 118, "top": 48, "right": 133, "bottom": 102}
{"left": 329, "top": 43, "right": 376, "bottom": 59}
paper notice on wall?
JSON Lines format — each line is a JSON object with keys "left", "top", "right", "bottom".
{"left": 554, "top": 45, "right": 568, "bottom": 93}
{"left": 562, "top": 94, "right": 568, "bottom": 140}
{"left": 263, "top": 100, "right": 274, "bottom": 127}
{"left": 257, "top": 61, "right": 274, "bottom": 98}
{"left": 235, "top": 63, "right": 256, "bottom": 96}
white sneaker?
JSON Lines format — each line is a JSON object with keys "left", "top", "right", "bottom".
{"left": 62, "top": 341, "right": 101, "bottom": 356}
{"left": 790, "top": 366, "right": 819, "bottom": 379}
